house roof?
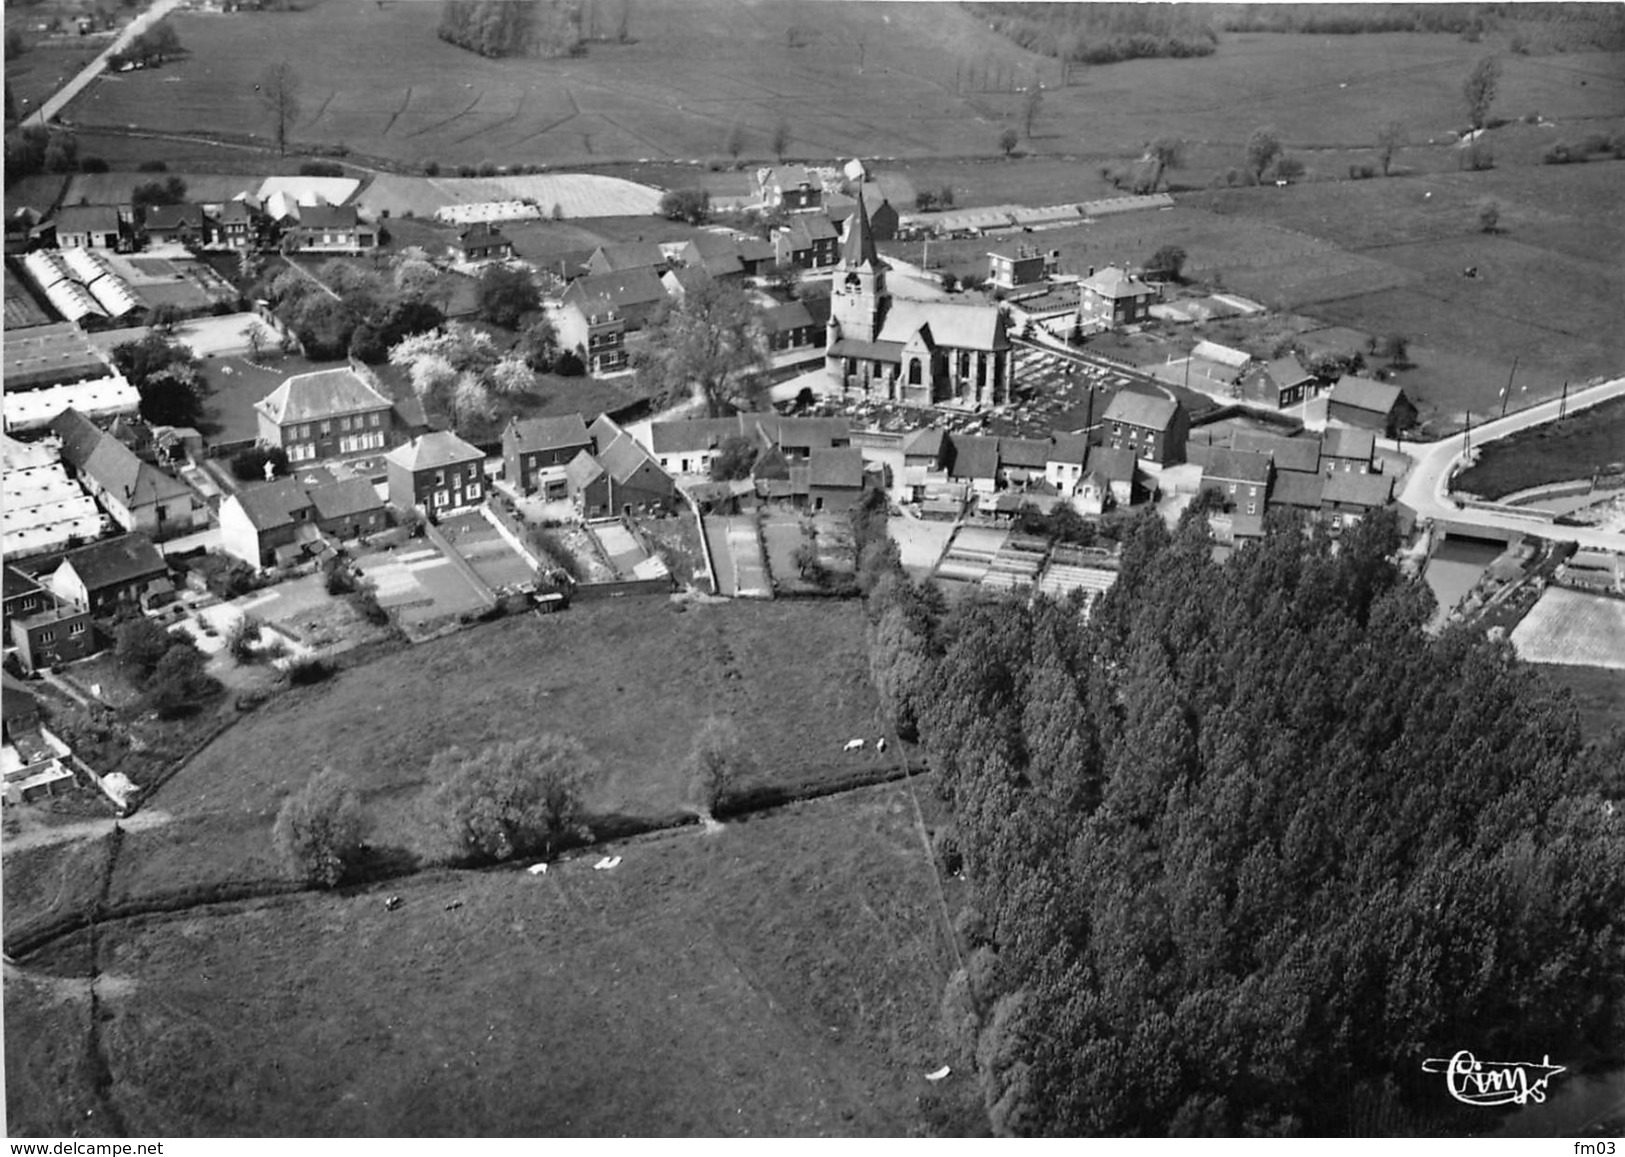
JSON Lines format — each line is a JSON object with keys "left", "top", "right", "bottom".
{"left": 1330, "top": 375, "right": 1405, "bottom": 415}
{"left": 999, "top": 437, "right": 1051, "bottom": 470}
{"left": 1322, "top": 425, "right": 1376, "bottom": 461}
{"left": 49, "top": 408, "right": 192, "bottom": 508}
{"left": 783, "top": 215, "right": 838, "bottom": 246}
{"left": 298, "top": 204, "right": 359, "bottom": 231}
{"left": 4, "top": 565, "right": 45, "bottom": 602}
{"left": 1081, "top": 265, "right": 1155, "bottom": 300}
{"left": 1232, "top": 430, "right": 1320, "bottom": 474}
{"left": 762, "top": 301, "right": 815, "bottom": 333}
{"left": 457, "top": 221, "right": 510, "bottom": 247}
{"left": 231, "top": 478, "right": 311, "bottom": 532}
{"left": 808, "top": 447, "right": 864, "bottom": 489}
{"left": 565, "top": 449, "right": 606, "bottom": 490}
{"left": 55, "top": 205, "right": 121, "bottom": 235}
{"left": 255, "top": 369, "right": 392, "bottom": 426}
{"left": 143, "top": 203, "right": 205, "bottom": 231}
{"left": 1269, "top": 469, "right": 1325, "bottom": 509}
{"left": 1204, "top": 448, "right": 1273, "bottom": 486}
{"left": 901, "top": 427, "right": 947, "bottom": 460}
{"left": 1103, "top": 389, "right": 1180, "bottom": 431}
{"left": 1190, "top": 339, "right": 1253, "bottom": 369}
{"left": 562, "top": 267, "right": 668, "bottom": 314}
{"left": 949, "top": 434, "right": 1001, "bottom": 481}
{"left": 508, "top": 413, "right": 590, "bottom": 454}
{"left": 386, "top": 431, "right": 484, "bottom": 473}
{"left": 56, "top": 533, "right": 166, "bottom": 591}
{"left": 218, "top": 200, "right": 255, "bottom": 224}
{"left": 681, "top": 235, "right": 745, "bottom": 277}
{"left": 1322, "top": 470, "right": 1394, "bottom": 508}
{"left": 767, "top": 165, "right": 816, "bottom": 192}
{"left": 1086, "top": 445, "right": 1137, "bottom": 482}
{"left": 1048, "top": 432, "right": 1090, "bottom": 466}
{"left": 662, "top": 266, "right": 713, "bottom": 296}
{"left": 1250, "top": 354, "right": 1316, "bottom": 389}
{"left": 599, "top": 431, "right": 661, "bottom": 484}
{"left": 591, "top": 242, "right": 665, "bottom": 272}
{"left": 309, "top": 477, "right": 384, "bottom": 522}
{"left": 877, "top": 298, "right": 1006, "bottom": 353}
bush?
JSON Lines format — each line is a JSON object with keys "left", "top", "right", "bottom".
{"left": 1579, "top": 132, "right": 1611, "bottom": 157}
{"left": 115, "top": 617, "right": 175, "bottom": 680}
{"left": 80, "top": 156, "right": 109, "bottom": 173}
{"left": 286, "top": 656, "right": 335, "bottom": 686}
{"left": 351, "top": 589, "right": 390, "bottom": 626}
{"left": 273, "top": 768, "right": 368, "bottom": 888}
{"left": 324, "top": 560, "right": 357, "bottom": 596}
{"left": 457, "top": 163, "right": 476, "bottom": 178}
{"left": 137, "top": 160, "right": 169, "bottom": 172}
{"left": 229, "top": 444, "right": 289, "bottom": 482}
{"left": 423, "top": 159, "right": 441, "bottom": 177}
{"left": 144, "top": 644, "right": 219, "bottom": 718}
{"left": 478, "top": 159, "right": 498, "bottom": 177}
{"left": 553, "top": 349, "right": 585, "bottom": 377}
{"left": 431, "top": 734, "right": 596, "bottom": 863}
{"left": 226, "top": 615, "right": 263, "bottom": 664}
{"left": 299, "top": 160, "right": 344, "bottom": 177}
{"left": 1544, "top": 141, "right": 1575, "bottom": 164}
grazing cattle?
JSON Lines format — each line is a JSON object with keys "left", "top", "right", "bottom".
{"left": 843, "top": 738, "right": 865, "bottom": 752}
{"left": 876, "top": 737, "right": 888, "bottom": 754}
{"left": 1463, "top": 266, "right": 1479, "bottom": 278}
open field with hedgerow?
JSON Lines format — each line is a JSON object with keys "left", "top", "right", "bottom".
{"left": 101, "top": 598, "right": 886, "bottom": 906}
{"left": 5, "top": 781, "right": 980, "bottom": 1138}
{"left": 1455, "top": 394, "right": 1625, "bottom": 498}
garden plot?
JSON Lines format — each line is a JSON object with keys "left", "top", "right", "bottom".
{"left": 585, "top": 519, "right": 666, "bottom": 580}
{"left": 353, "top": 541, "right": 491, "bottom": 635}
{"left": 704, "top": 514, "right": 769, "bottom": 598}
{"left": 1510, "top": 587, "right": 1625, "bottom": 670}
{"left": 437, "top": 510, "right": 536, "bottom": 595}
{"left": 759, "top": 512, "right": 809, "bottom": 590}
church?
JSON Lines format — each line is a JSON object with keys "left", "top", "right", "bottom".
{"left": 824, "top": 195, "right": 1013, "bottom": 408}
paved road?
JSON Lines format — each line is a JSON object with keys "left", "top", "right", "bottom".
{"left": 1391, "top": 376, "right": 1625, "bottom": 551}
{"left": 24, "top": 0, "right": 187, "bottom": 128}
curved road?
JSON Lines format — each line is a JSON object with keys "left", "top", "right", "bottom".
{"left": 1390, "top": 376, "right": 1625, "bottom": 552}
{"left": 23, "top": 0, "right": 187, "bottom": 129}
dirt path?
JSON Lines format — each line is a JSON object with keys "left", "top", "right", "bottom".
{"left": 1, "top": 961, "right": 138, "bottom": 1002}
{"left": 1, "top": 809, "right": 173, "bottom": 856}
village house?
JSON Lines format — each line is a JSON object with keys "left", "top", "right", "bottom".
{"left": 774, "top": 215, "right": 840, "bottom": 270}
{"left": 647, "top": 414, "right": 850, "bottom": 476}
{"left": 987, "top": 245, "right": 1059, "bottom": 291}
{"left": 502, "top": 413, "right": 593, "bottom": 498}
{"left": 763, "top": 300, "right": 827, "bottom": 356}
{"left": 48, "top": 534, "right": 169, "bottom": 614}
{"left": 1321, "top": 471, "right": 1395, "bottom": 526}
{"left": 759, "top": 166, "right": 824, "bottom": 212}
{"left": 53, "top": 205, "right": 123, "bottom": 250}
{"left": 902, "top": 427, "right": 949, "bottom": 472}
{"left": 660, "top": 266, "right": 713, "bottom": 301}
{"left": 219, "top": 474, "right": 385, "bottom": 569}
{"left": 141, "top": 203, "right": 207, "bottom": 246}
{"left": 1327, "top": 375, "right": 1417, "bottom": 437}
{"left": 1045, "top": 432, "right": 1091, "bottom": 495}
{"left": 561, "top": 268, "right": 668, "bottom": 332}
{"left": 825, "top": 195, "right": 1011, "bottom": 407}
{"left": 998, "top": 437, "right": 1052, "bottom": 491}
{"left": 254, "top": 367, "right": 397, "bottom": 463}
{"left": 586, "top": 242, "right": 666, "bottom": 276}
{"left": 452, "top": 221, "right": 514, "bottom": 263}
{"left": 807, "top": 447, "right": 869, "bottom": 513}
{"left": 555, "top": 301, "right": 629, "bottom": 374}
{"left": 1322, "top": 425, "right": 1377, "bottom": 474}
{"left": 1201, "top": 448, "right": 1273, "bottom": 517}
{"left": 4, "top": 569, "right": 93, "bottom": 674}
{"left": 676, "top": 235, "right": 747, "bottom": 282}
{"left": 286, "top": 204, "right": 377, "bottom": 254}
{"left": 1236, "top": 353, "right": 1318, "bottom": 409}
{"left": 567, "top": 417, "right": 676, "bottom": 517}
{"left": 824, "top": 184, "right": 899, "bottom": 240}
{"left": 385, "top": 431, "right": 486, "bottom": 520}
{"left": 948, "top": 434, "right": 1002, "bottom": 496}
{"left": 1090, "top": 446, "right": 1141, "bottom": 510}
{"left": 49, "top": 408, "right": 204, "bottom": 541}
{"left": 207, "top": 198, "right": 262, "bottom": 250}
{"left": 1101, "top": 391, "right": 1188, "bottom": 466}
{"left": 1078, "top": 265, "right": 1159, "bottom": 330}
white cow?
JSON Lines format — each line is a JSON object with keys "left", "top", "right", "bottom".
{"left": 843, "top": 738, "right": 866, "bottom": 753}
{"left": 876, "top": 737, "right": 888, "bottom": 754}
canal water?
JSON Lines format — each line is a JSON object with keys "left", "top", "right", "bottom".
{"left": 1424, "top": 536, "right": 1504, "bottom": 629}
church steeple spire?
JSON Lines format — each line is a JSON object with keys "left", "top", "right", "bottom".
{"left": 841, "top": 189, "right": 879, "bottom": 269}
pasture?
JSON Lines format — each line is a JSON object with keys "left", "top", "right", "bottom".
{"left": 6, "top": 781, "right": 975, "bottom": 1137}
{"left": 1455, "top": 395, "right": 1625, "bottom": 498}
{"left": 102, "top": 598, "right": 883, "bottom": 904}
{"left": 1510, "top": 587, "right": 1625, "bottom": 670}
{"left": 1536, "top": 663, "right": 1625, "bottom": 745}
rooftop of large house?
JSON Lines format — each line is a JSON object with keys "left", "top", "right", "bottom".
{"left": 1330, "top": 374, "right": 1405, "bottom": 414}
{"left": 297, "top": 204, "right": 361, "bottom": 231}
{"left": 999, "top": 437, "right": 1052, "bottom": 471}
{"left": 386, "top": 430, "right": 484, "bottom": 473}
{"left": 255, "top": 368, "right": 393, "bottom": 426}
{"left": 1049, "top": 432, "right": 1090, "bottom": 466}
{"left": 53, "top": 204, "right": 121, "bottom": 235}
{"left": 55, "top": 533, "right": 166, "bottom": 589}
{"left": 506, "top": 413, "right": 591, "bottom": 453}
{"left": 143, "top": 203, "right": 206, "bottom": 231}
{"left": 1322, "top": 470, "right": 1394, "bottom": 508}
{"left": 1231, "top": 430, "right": 1321, "bottom": 474}
{"left": 949, "top": 434, "right": 1001, "bottom": 480}
{"left": 563, "top": 268, "right": 668, "bottom": 312}
{"left": 309, "top": 477, "right": 385, "bottom": 522}
{"left": 49, "top": 408, "right": 191, "bottom": 507}
{"left": 1204, "top": 448, "right": 1274, "bottom": 486}
{"left": 1081, "top": 265, "right": 1157, "bottom": 300}
{"left": 808, "top": 447, "right": 864, "bottom": 489}
{"left": 1085, "top": 445, "right": 1138, "bottom": 482}
{"left": 598, "top": 430, "right": 660, "bottom": 484}
{"left": 232, "top": 478, "right": 312, "bottom": 532}
{"left": 1322, "top": 425, "right": 1377, "bottom": 460}
{"left": 1102, "top": 389, "right": 1180, "bottom": 430}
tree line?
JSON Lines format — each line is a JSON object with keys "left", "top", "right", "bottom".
{"left": 969, "top": 1, "right": 1218, "bottom": 66}
{"left": 437, "top": 0, "right": 584, "bottom": 58}
{"left": 857, "top": 503, "right": 1624, "bottom": 1135}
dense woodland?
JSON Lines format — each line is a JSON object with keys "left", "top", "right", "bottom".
{"left": 437, "top": 0, "right": 586, "bottom": 58}
{"left": 858, "top": 502, "right": 1625, "bottom": 1135}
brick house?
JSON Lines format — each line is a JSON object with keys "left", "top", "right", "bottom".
{"left": 1201, "top": 448, "right": 1273, "bottom": 517}
{"left": 53, "top": 205, "right": 122, "bottom": 250}
{"left": 1236, "top": 353, "right": 1317, "bottom": 409}
{"left": 1045, "top": 432, "right": 1091, "bottom": 496}
{"left": 763, "top": 300, "right": 826, "bottom": 355}
{"left": 1078, "top": 266, "right": 1159, "bottom": 330}
{"left": 775, "top": 214, "right": 840, "bottom": 270}
{"left": 208, "top": 198, "right": 262, "bottom": 250}
{"left": 807, "top": 447, "right": 868, "bottom": 513}
{"left": 1322, "top": 426, "right": 1377, "bottom": 475}
{"left": 1321, "top": 471, "right": 1394, "bottom": 525}
{"left": 48, "top": 534, "right": 169, "bottom": 614}
{"left": 759, "top": 166, "right": 824, "bottom": 212}
{"left": 560, "top": 268, "right": 668, "bottom": 332}
{"left": 565, "top": 427, "right": 676, "bottom": 518}
{"left": 1101, "top": 391, "right": 1188, "bottom": 466}
{"left": 824, "top": 184, "right": 898, "bottom": 240}
{"left": 502, "top": 413, "right": 592, "bottom": 498}
{"left": 948, "top": 434, "right": 1002, "bottom": 496}
{"left": 676, "top": 235, "right": 746, "bottom": 282}
{"left": 586, "top": 242, "right": 667, "bottom": 276}
{"left": 255, "top": 368, "right": 396, "bottom": 463}
{"left": 987, "top": 246, "right": 1057, "bottom": 291}
{"left": 555, "top": 301, "right": 629, "bottom": 373}
{"left": 452, "top": 221, "right": 514, "bottom": 262}
{"left": 5, "top": 568, "right": 93, "bottom": 673}
{"left": 286, "top": 204, "right": 377, "bottom": 254}
{"left": 385, "top": 431, "right": 486, "bottom": 519}
{"left": 219, "top": 475, "right": 385, "bottom": 569}
{"left": 1327, "top": 375, "right": 1417, "bottom": 437}
{"left": 49, "top": 408, "right": 204, "bottom": 541}
{"left": 141, "top": 203, "right": 207, "bottom": 246}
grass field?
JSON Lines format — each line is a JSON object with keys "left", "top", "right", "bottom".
{"left": 7, "top": 781, "right": 979, "bottom": 1137}
{"left": 1455, "top": 395, "right": 1625, "bottom": 498}
{"left": 103, "top": 598, "right": 883, "bottom": 904}
{"left": 1510, "top": 586, "right": 1625, "bottom": 670}
{"left": 1535, "top": 663, "right": 1625, "bottom": 744}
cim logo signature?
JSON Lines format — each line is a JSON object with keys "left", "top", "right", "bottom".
{"left": 1421, "top": 1050, "right": 1566, "bottom": 1107}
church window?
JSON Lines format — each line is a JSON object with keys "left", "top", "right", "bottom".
{"left": 908, "top": 359, "right": 921, "bottom": 386}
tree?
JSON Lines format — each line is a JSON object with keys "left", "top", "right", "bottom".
{"left": 131, "top": 175, "right": 188, "bottom": 220}
{"left": 143, "top": 644, "right": 218, "bottom": 718}
{"left": 709, "top": 435, "right": 758, "bottom": 481}
{"left": 1274, "top": 155, "right": 1305, "bottom": 184}
{"left": 1478, "top": 198, "right": 1501, "bottom": 233}
{"left": 516, "top": 314, "right": 559, "bottom": 372}
{"left": 771, "top": 117, "right": 791, "bottom": 161}
{"left": 998, "top": 127, "right": 1020, "bottom": 157}
{"left": 274, "top": 768, "right": 368, "bottom": 888}
{"left": 1146, "top": 135, "right": 1183, "bottom": 191}
{"left": 432, "top": 734, "right": 595, "bottom": 863}
{"left": 1375, "top": 120, "right": 1406, "bottom": 176}
{"left": 474, "top": 264, "right": 540, "bottom": 329}
{"left": 1245, "top": 125, "right": 1283, "bottom": 184}
{"left": 686, "top": 716, "right": 752, "bottom": 815}
{"left": 140, "top": 364, "right": 205, "bottom": 427}
{"left": 1463, "top": 55, "right": 1501, "bottom": 131}
{"left": 1144, "top": 244, "right": 1187, "bottom": 282}
{"left": 724, "top": 120, "right": 746, "bottom": 163}
{"left": 449, "top": 372, "right": 496, "bottom": 428}
{"left": 1022, "top": 85, "right": 1043, "bottom": 138}
{"left": 115, "top": 617, "right": 175, "bottom": 680}
{"left": 256, "top": 61, "right": 302, "bottom": 157}
{"left": 487, "top": 355, "right": 536, "bottom": 396}
{"left": 658, "top": 187, "right": 711, "bottom": 225}
{"left": 631, "top": 280, "right": 769, "bottom": 417}
{"left": 146, "top": 303, "right": 182, "bottom": 333}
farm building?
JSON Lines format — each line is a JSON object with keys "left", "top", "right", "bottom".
{"left": 385, "top": 431, "right": 487, "bottom": 519}
{"left": 825, "top": 195, "right": 1011, "bottom": 408}
{"left": 1321, "top": 426, "right": 1377, "bottom": 474}
{"left": 661, "top": 267, "right": 712, "bottom": 300}
{"left": 47, "top": 534, "right": 170, "bottom": 614}
{"left": 285, "top": 204, "right": 378, "bottom": 254}
{"left": 675, "top": 235, "right": 747, "bottom": 282}
{"left": 2, "top": 322, "right": 113, "bottom": 391}
{"left": 586, "top": 242, "right": 666, "bottom": 276}
{"left": 646, "top": 413, "right": 850, "bottom": 477}
{"left": 763, "top": 300, "right": 826, "bottom": 356}
{"left": 141, "top": 203, "right": 208, "bottom": 245}
{"left": 52, "top": 205, "right": 122, "bottom": 250}
{"left": 758, "top": 166, "right": 825, "bottom": 212}
{"left": 1327, "top": 375, "right": 1417, "bottom": 437}
{"left": 1101, "top": 390, "right": 1188, "bottom": 466}
{"left": 49, "top": 408, "right": 204, "bottom": 541}
{"left": 254, "top": 368, "right": 396, "bottom": 463}
{"left": 502, "top": 413, "right": 593, "bottom": 498}
{"left": 1236, "top": 353, "right": 1317, "bottom": 409}
{"left": 1320, "top": 471, "right": 1394, "bottom": 524}
{"left": 807, "top": 447, "right": 869, "bottom": 513}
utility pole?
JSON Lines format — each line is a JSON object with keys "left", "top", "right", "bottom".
{"left": 1500, "top": 356, "right": 1518, "bottom": 419}
{"left": 1463, "top": 410, "right": 1471, "bottom": 457}
{"left": 1559, "top": 379, "right": 1569, "bottom": 421}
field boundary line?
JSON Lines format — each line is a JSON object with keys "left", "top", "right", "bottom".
{"left": 888, "top": 731, "right": 964, "bottom": 977}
